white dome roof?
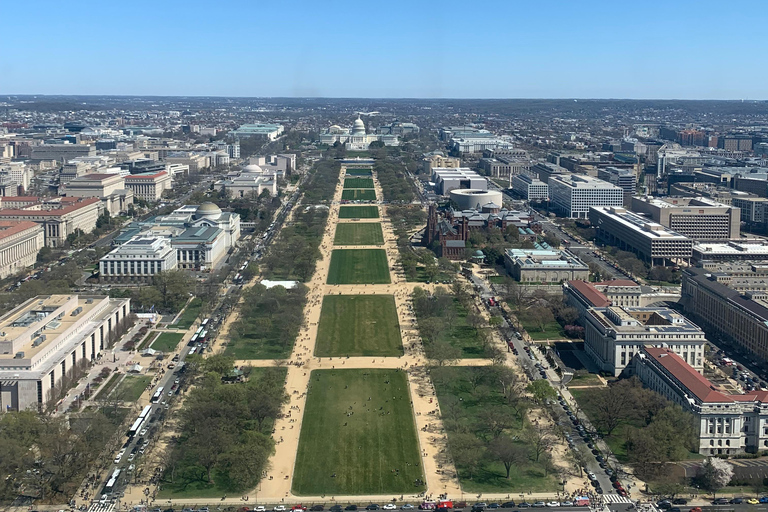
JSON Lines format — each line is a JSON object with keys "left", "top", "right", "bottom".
{"left": 352, "top": 117, "right": 366, "bottom": 135}
{"left": 243, "top": 164, "right": 262, "bottom": 173}
{"left": 196, "top": 202, "right": 222, "bottom": 220}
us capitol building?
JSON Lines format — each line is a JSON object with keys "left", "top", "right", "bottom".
{"left": 319, "top": 116, "right": 398, "bottom": 150}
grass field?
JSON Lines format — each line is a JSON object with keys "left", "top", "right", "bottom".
{"left": 431, "top": 366, "right": 560, "bottom": 493}
{"left": 339, "top": 206, "right": 379, "bottom": 219}
{"left": 113, "top": 375, "right": 152, "bottom": 402}
{"left": 334, "top": 223, "right": 384, "bottom": 245}
{"left": 345, "top": 168, "right": 372, "bottom": 176}
{"left": 327, "top": 249, "right": 391, "bottom": 284}
{"left": 315, "top": 295, "right": 403, "bottom": 357}
{"left": 150, "top": 332, "right": 185, "bottom": 352}
{"left": 175, "top": 297, "right": 202, "bottom": 329}
{"left": 520, "top": 318, "right": 564, "bottom": 341}
{"left": 292, "top": 369, "right": 424, "bottom": 495}
{"left": 341, "top": 189, "right": 377, "bottom": 201}
{"left": 344, "top": 177, "right": 375, "bottom": 189}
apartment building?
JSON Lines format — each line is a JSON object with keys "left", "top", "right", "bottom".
{"left": 548, "top": 174, "right": 624, "bottom": 219}
{"left": 589, "top": 206, "right": 693, "bottom": 265}
{"left": 631, "top": 196, "right": 740, "bottom": 240}
{"left": 584, "top": 306, "right": 706, "bottom": 376}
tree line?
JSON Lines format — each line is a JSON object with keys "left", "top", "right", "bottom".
{"left": 228, "top": 283, "right": 308, "bottom": 356}
{"left": 412, "top": 284, "right": 506, "bottom": 365}
{"left": 374, "top": 160, "right": 414, "bottom": 203}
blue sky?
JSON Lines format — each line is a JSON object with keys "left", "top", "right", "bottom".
{"left": 0, "top": 0, "right": 765, "bottom": 99}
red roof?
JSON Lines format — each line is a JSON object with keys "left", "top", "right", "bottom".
{"left": 568, "top": 280, "right": 610, "bottom": 307}
{"left": 644, "top": 348, "right": 733, "bottom": 403}
{"left": 0, "top": 197, "right": 100, "bottom": 217}
{"left": 0, "top": 221, "right": 40, "bottom": 240}
{"left": 597, "top": 279, "right": 639, "bottom": 287}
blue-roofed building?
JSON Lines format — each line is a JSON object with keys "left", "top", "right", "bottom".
{"left": 231, "top": 123, "right": 284, "bottom": 141}
{"left": 503, "top": 248, "right": 588, "bottom": 283}
{"left": 108, "top": 202, "right": 241, "bottom": 271}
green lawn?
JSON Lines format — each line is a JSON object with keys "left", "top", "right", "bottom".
{"left": 334, "top": 223, "right": 384, "bottom": 246}
{"left": 345, "top": 168, "right": 372, "bottom": 176}
{"left": 416, "top": 297, "right": 486, "bottom": 358}
{"left": 520, "top": 319, "right": 564, "bottom": 341}
{"left": 175, "top": 297, "right": 202, "bottom": 329}
{"left": 341, "top": 189, "right": 377, "bottom": 201}
{"left": 150, "top": 332, "right": 185, "bottom": 352}
{"left": 431, "top": 366, "right": 560, "bottom": 493}
{"left": 327, "top": 249, "right": 391, "bottom": 284}
{"left": 292, "top": 369, "right": 424, "bottom": 495}
{"left": 114, "top": 375, "right": 152, "bottom": 402}
{"left": 339, "top": 206, "right": 379, "bottom": 219}
{"left": 315, "top": 295, "right": 403, "bottom": 357}
{"left": 344, "top": 177, "right": 375, "bottom": 189}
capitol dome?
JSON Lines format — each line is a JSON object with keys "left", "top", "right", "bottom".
{"left": 243, "top": 164, "right": 262, "bottom": 173}
{"left": 195, "top": 202, "right": 222, "bottom": 220}
{"left": 352, "top": 116, "right": 366, "bottom": 135}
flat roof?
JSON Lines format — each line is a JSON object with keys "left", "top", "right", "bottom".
{"left": 590, "top": 206, "right": 690, "bottom": 240}
{"left": 0, "top": 296, "right": 106, "bottom": 362}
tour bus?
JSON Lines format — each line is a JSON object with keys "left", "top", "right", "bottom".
{"left": 150, "top": 387, "right": 164, "bottom": 403}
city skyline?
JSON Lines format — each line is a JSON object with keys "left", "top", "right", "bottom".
{"left": 2, "top": 0, "right": 766, "bottom": 99}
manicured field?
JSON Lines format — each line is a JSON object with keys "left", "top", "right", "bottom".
{"left": 114, "top": 375, "right": 152, "bottom": 402}
{"left": 150, "top": 332, "right": 185, "bottom": 352}
{"left": 334, "top": 223, "right": 384, "bottom": 246}
{"left": 339, "top": 206, "right": 379, "bottom": 219}
{"left": 345, "top": 168, "right": 372, "bottom": 176}
{"left": 175, "top": 297, "right": 202, "bottom": 329}
{"left": 327, "top": 249, "right": 391, "bottom": 284}
{"left": 341, "top": 189, "right": 377, "bottom": 201}
{"left": 315, "top": 295, "right": 403, "bottom": 357}
{"left": 292, "top": 369, "right": 424, "bottom": 495}
{"left": 344, "top": 177, "right": 375, "bottom": 189}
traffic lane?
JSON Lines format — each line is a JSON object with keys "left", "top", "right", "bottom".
{"left": 549, "top": 397, "right": 615, "bottom": 494}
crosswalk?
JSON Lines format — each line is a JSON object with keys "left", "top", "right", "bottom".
{"left": 87, "top": 501, "right": 115, "bottom": 512}
{"left": 602, "top": 494, "right": 634, "bottom": 504}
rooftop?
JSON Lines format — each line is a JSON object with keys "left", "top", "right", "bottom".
{"left": 590, "top": 206, "right": 690, "bottom": 240}
{"left": 643, "top": 347, "right": 732, "bottom": 404}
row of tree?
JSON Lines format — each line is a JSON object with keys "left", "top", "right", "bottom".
{"left": 162, "top": 360, "right": 288, "bottom": 492}
{"left": 374, "top": 160, "right": 414, "bottom": 203}
{"left": 109, "top": 269, "right": 194, "bottom": 314}
{"left": 431, "top": 366, "right": 562, "bottom": 483}
{"left": 412, "top": 285, "right": 505, "bottom": 364}
{"left": 228, "top": 283, "right": 308, "bottom": 355}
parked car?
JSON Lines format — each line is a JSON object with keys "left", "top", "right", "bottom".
{"left": 501, "top": 503, "right": 516, "bottom": 509}
{"left": 672, "top": 499, "right": 688, "bottom": 505}
{"left": 366, "top": 505, "right": 380, "bottom": 511}
{"left": 400, "top": 506, "right": 414, "bottom": 510}
{"left": 345, "top": 506, "right": 357, "bottom": 511}
{"left": 532, "top": 503, "right": 546, "bottom": 508}
{"left": 383, "top": 506, "right": 397, "bottom": 511}
{"left": 712, "top": 498, "right": 729, "bottom": 505}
